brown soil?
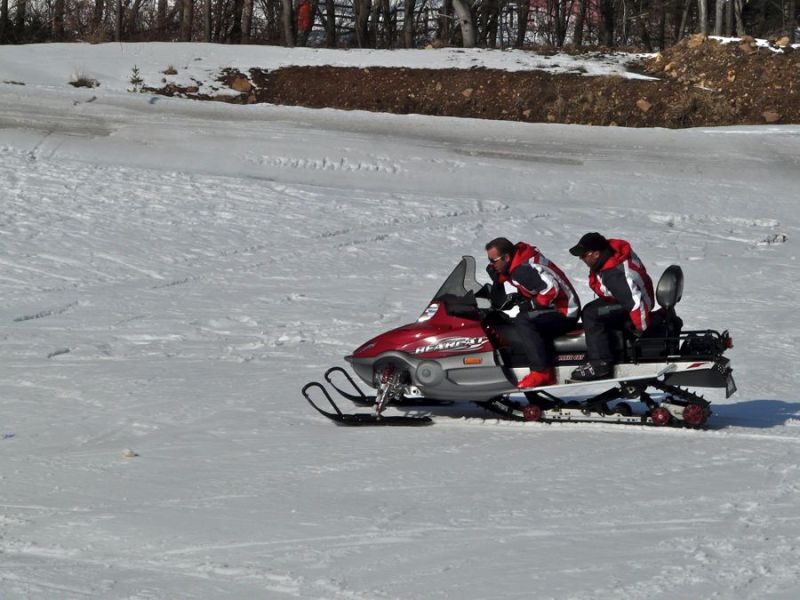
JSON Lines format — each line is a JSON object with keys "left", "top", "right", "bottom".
{"left": 149, "top": 35, "right": 800, "bottom": 128}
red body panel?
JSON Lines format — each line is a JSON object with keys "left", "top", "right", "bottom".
{"left": 352, "top": 302, "right": 491, "bottom": 359}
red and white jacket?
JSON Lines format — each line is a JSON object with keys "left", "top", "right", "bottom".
{"left": 499, "top": 242, "right": 581, "bottom": 319}
{"left": 589, "top": 239, "right": 654, "bottom": 331}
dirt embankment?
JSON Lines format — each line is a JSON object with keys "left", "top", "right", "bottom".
{"left": 150, "top": 35, "right": 800, "bottom": 128}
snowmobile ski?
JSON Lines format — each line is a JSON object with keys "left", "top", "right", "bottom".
{"left": 323, "top": 366, "right": 454, "bottom": 408}
{"left": 301, "top": 382, "right": 433, "bottom": 426}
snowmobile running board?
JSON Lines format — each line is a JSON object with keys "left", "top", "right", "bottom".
{"left": 301, "top": 382, "right": 433, "bottom": 426}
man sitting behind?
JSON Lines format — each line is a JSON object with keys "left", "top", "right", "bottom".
{"left": 568, "top": 232, "right": 654, "bottom": 381}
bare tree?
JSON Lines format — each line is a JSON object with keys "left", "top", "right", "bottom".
{"left": 205, "top": 0, "right": 212, "bottom": 41}
{"left": 403, "top": 0, "right": 416, "bottom": 47}
{"left": 548, "top": 0, "right": 574, "bottom": 47}
{"left": 655, "top": 0, "right": 666, "bottom": 48}
{"left": 324, "top": 0, "right": 336, "bottom": 46}
{"left": 714, "top": 0, "right": 724, "bottom": 35}
{"left": 15, "top": 0, "right": 26, "bottom": 40}
{"left": 697, "top": 0, "right": 708, "bottom": 34}
{"left": 598, "top": 0, "right": 615, "bottom": 46}
{"left": 517, "top": 0, "right": 530, "bottom": 47}
{"left": 733, "top": 0, "right": 745, "bottom": 34}
{"left": 157, "top": 0, "right": 167, "bottom": 36}
{"left": 479, "top": 0, "right": 500, "bottom": 48}
{"left": 573, "top": 0, "right": 587, "bottom": 46}
{"left": 242, "top": 0, "right": 255, "bottom": 42}
{"left": 1, "top": 0, "right": 10, "bottom": 42}
{"left": 789, "top": 0, "right": 797, "bottom": 42}
{"left": 280, "top": 0, "right": 295, "bottom": 46}
{"left": 115, "top": 0, "right": 122, "bottom": 40}
{"left": 53, "top": 0, "right": 66, "bottom": 40}
{"left": 452, "top": 0, "right": 476, "bottom": 47}
{"left": 355, "top": 0, "right": 370, "bottom": 46}
{"left": 180, "top": 0, "right": 194, "bottom": 40}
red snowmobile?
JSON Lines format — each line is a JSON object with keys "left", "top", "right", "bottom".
{"left": 302, "top": 256, "right": 736, "bottom": 427}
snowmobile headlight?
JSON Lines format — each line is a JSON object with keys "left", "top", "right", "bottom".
{"left": 416, "top": 361, "right": 444, "bottom": 386}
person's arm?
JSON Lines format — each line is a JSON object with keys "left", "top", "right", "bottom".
{"left": 601, "top": 266, "right": 648, "bottom": 330}
{"left": 511, "top": 264, "right": 557, "bottom": 309}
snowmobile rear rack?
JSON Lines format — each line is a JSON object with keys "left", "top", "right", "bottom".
{"left": 301, "top": 382, "right": 433, "bottom": 426}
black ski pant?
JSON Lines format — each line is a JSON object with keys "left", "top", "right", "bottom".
{"left": 513, "top": 310, "right": 578, "bottom": 371}
{"left": 581, "top": 298, "right": 631, "bottom": 363}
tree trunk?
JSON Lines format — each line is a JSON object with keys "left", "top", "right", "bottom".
{"left": 555, "top": 0, "right": 572, "bottom": 47}
{"left": 789, "top": 0, "right": 797, "bottom": 42}
{"left": 127, "top": 0, "right": 144, "bottom": 36}
{"left": 180, "top": 0, "right": 193, "bottom": 41}
{"left": 355, "top": 0, "right": 370, "bottom": 47}
{"left": 157, "top": 0, "right": 166, "bottom": 35}
{"left": 368, "top": 0, "right": 383, "bottom": 46}
{"left": 733, "top": 0, "right": 745, "bottom": 35}
{"left": 725, "top": 0, "right": 734, "bottom": 35}
{"left": 714, "top": 0, "right": 724, "bottom": 35}
{"left": 486, "top": 0, "right": 500, "bottom": 48}
{"left": 242, "top": 0, "right": 254, "bottom": 42}
{"left": 677, "top": 0, "right": 691, "bottom": 40}
{"left": 280, "top": 0, "right": 295, "bottom": 46}
{"left": 380, "top": 0, "right": 393, "bottom": 47}
{"left": 115, "top": 0, "right": 122, "bottom": 40}
{"left": 229, "top": 0, "right": 244, "bottom": 42}
{"left": 452, "top": 0, "right": 475, "bottom": 47}
{"left": 440, "top": 0, "right": 452, "bottom": 43}
{"left": 517, "top": 0, "right": 530, "bottom": 47}
{"left": 205, "top": 0, "right": 212, "bottom": 41}
{"left": 325, "top": 0, "right": 336, "bottom": 46}
{"left": 656, "top": 0, "right": 666, "bottom": 49}
{"left": 0, "top": 0, "right": 8, "bottom": 43}
{"left": 599, "top": 0, "right": 615, "bottom": 46}
{"left": 53, "top": 0, "right": 65, "bottom": 40}
{"left": 403, "top": 0, "right": 416, "bottom": 47}
{"left": 697, "top": 0, "right": 708, "bottom": 34}
{"left": 15, "top": 0, "right": 26, "bottom": 40}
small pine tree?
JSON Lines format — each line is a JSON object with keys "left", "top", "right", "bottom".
{"left": 128, "top": 65, "right": 144, "bottom": 92}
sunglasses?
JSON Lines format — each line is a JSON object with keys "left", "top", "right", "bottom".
{"left": 488, "top": 255, "right": 506, "bottom": 264}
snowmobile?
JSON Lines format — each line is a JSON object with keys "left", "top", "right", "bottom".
{"left": 302, "top": 256, "right": 736, "bottom": 427}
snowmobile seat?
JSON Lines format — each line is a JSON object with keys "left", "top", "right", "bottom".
{"left": 656, "top": 265, "right": 684, "bottom": 312}
{"left": 553, "top": 329, "right": 587, "bottom": 353}
{"left": 630, "top": 266, "right": 686, "bottom": 358}
{"left": 654, "top": 265, "right": 684, "bottom": 338}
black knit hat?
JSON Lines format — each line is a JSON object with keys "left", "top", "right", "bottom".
{"left": 569, "top": 232, "right": 610, "bottom": 256}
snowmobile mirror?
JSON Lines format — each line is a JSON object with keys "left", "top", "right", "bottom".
{"left": 656, "top": 265, "right": 684, "bottom": 311}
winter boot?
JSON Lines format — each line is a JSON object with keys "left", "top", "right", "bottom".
{"left": 517, "top": 368, "right": 556, "bottom": 390}
{"left": 570, "top": 360, "right": 613, "bottom": 382}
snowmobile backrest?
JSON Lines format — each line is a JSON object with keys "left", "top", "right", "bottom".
{"left": 656, "top": 265, "right": 684, "bottom": 311}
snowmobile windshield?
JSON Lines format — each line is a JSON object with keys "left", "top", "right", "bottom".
{"left": 431, "top": 256, "right": 483, "bottom": 301}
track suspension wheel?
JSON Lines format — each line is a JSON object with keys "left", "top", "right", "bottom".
{"left": 682, "top": 402, "right": 708, "bottom": 427}
{"left": 522, "top": 404, "right": 543, "bottom": 422}
{"left": 650, "top": 406, "right": 672, "bottom": 427}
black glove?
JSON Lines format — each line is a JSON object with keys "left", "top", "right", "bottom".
{"left": 624, "top": 320, "right": 643, "bottom": 338}
{"left": 485, "top": 264, "right": 499, "bottom": 283}
{"left": 500, "top": 293, "right": 523, "bottom": 310}
{"left": 475, "top": 283, "right": 493, "bottom": 300}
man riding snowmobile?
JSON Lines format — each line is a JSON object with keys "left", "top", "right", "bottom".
{"left": 568, "top": 232, "right": 654, "bottom": 381}
{"left": 484, "top": 237, "right": 580, "bottom": 389}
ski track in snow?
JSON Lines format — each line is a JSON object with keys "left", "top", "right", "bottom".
{"left": 2, "top": 47, "right": 800, "bottom": 598}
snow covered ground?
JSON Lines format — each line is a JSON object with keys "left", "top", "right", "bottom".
{"left": 1, "top": 43, "right": 800, "bottom": 599}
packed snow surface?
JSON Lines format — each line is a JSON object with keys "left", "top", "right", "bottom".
{"left": 1, "top": 43, "right": 800, "bottom": 599}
